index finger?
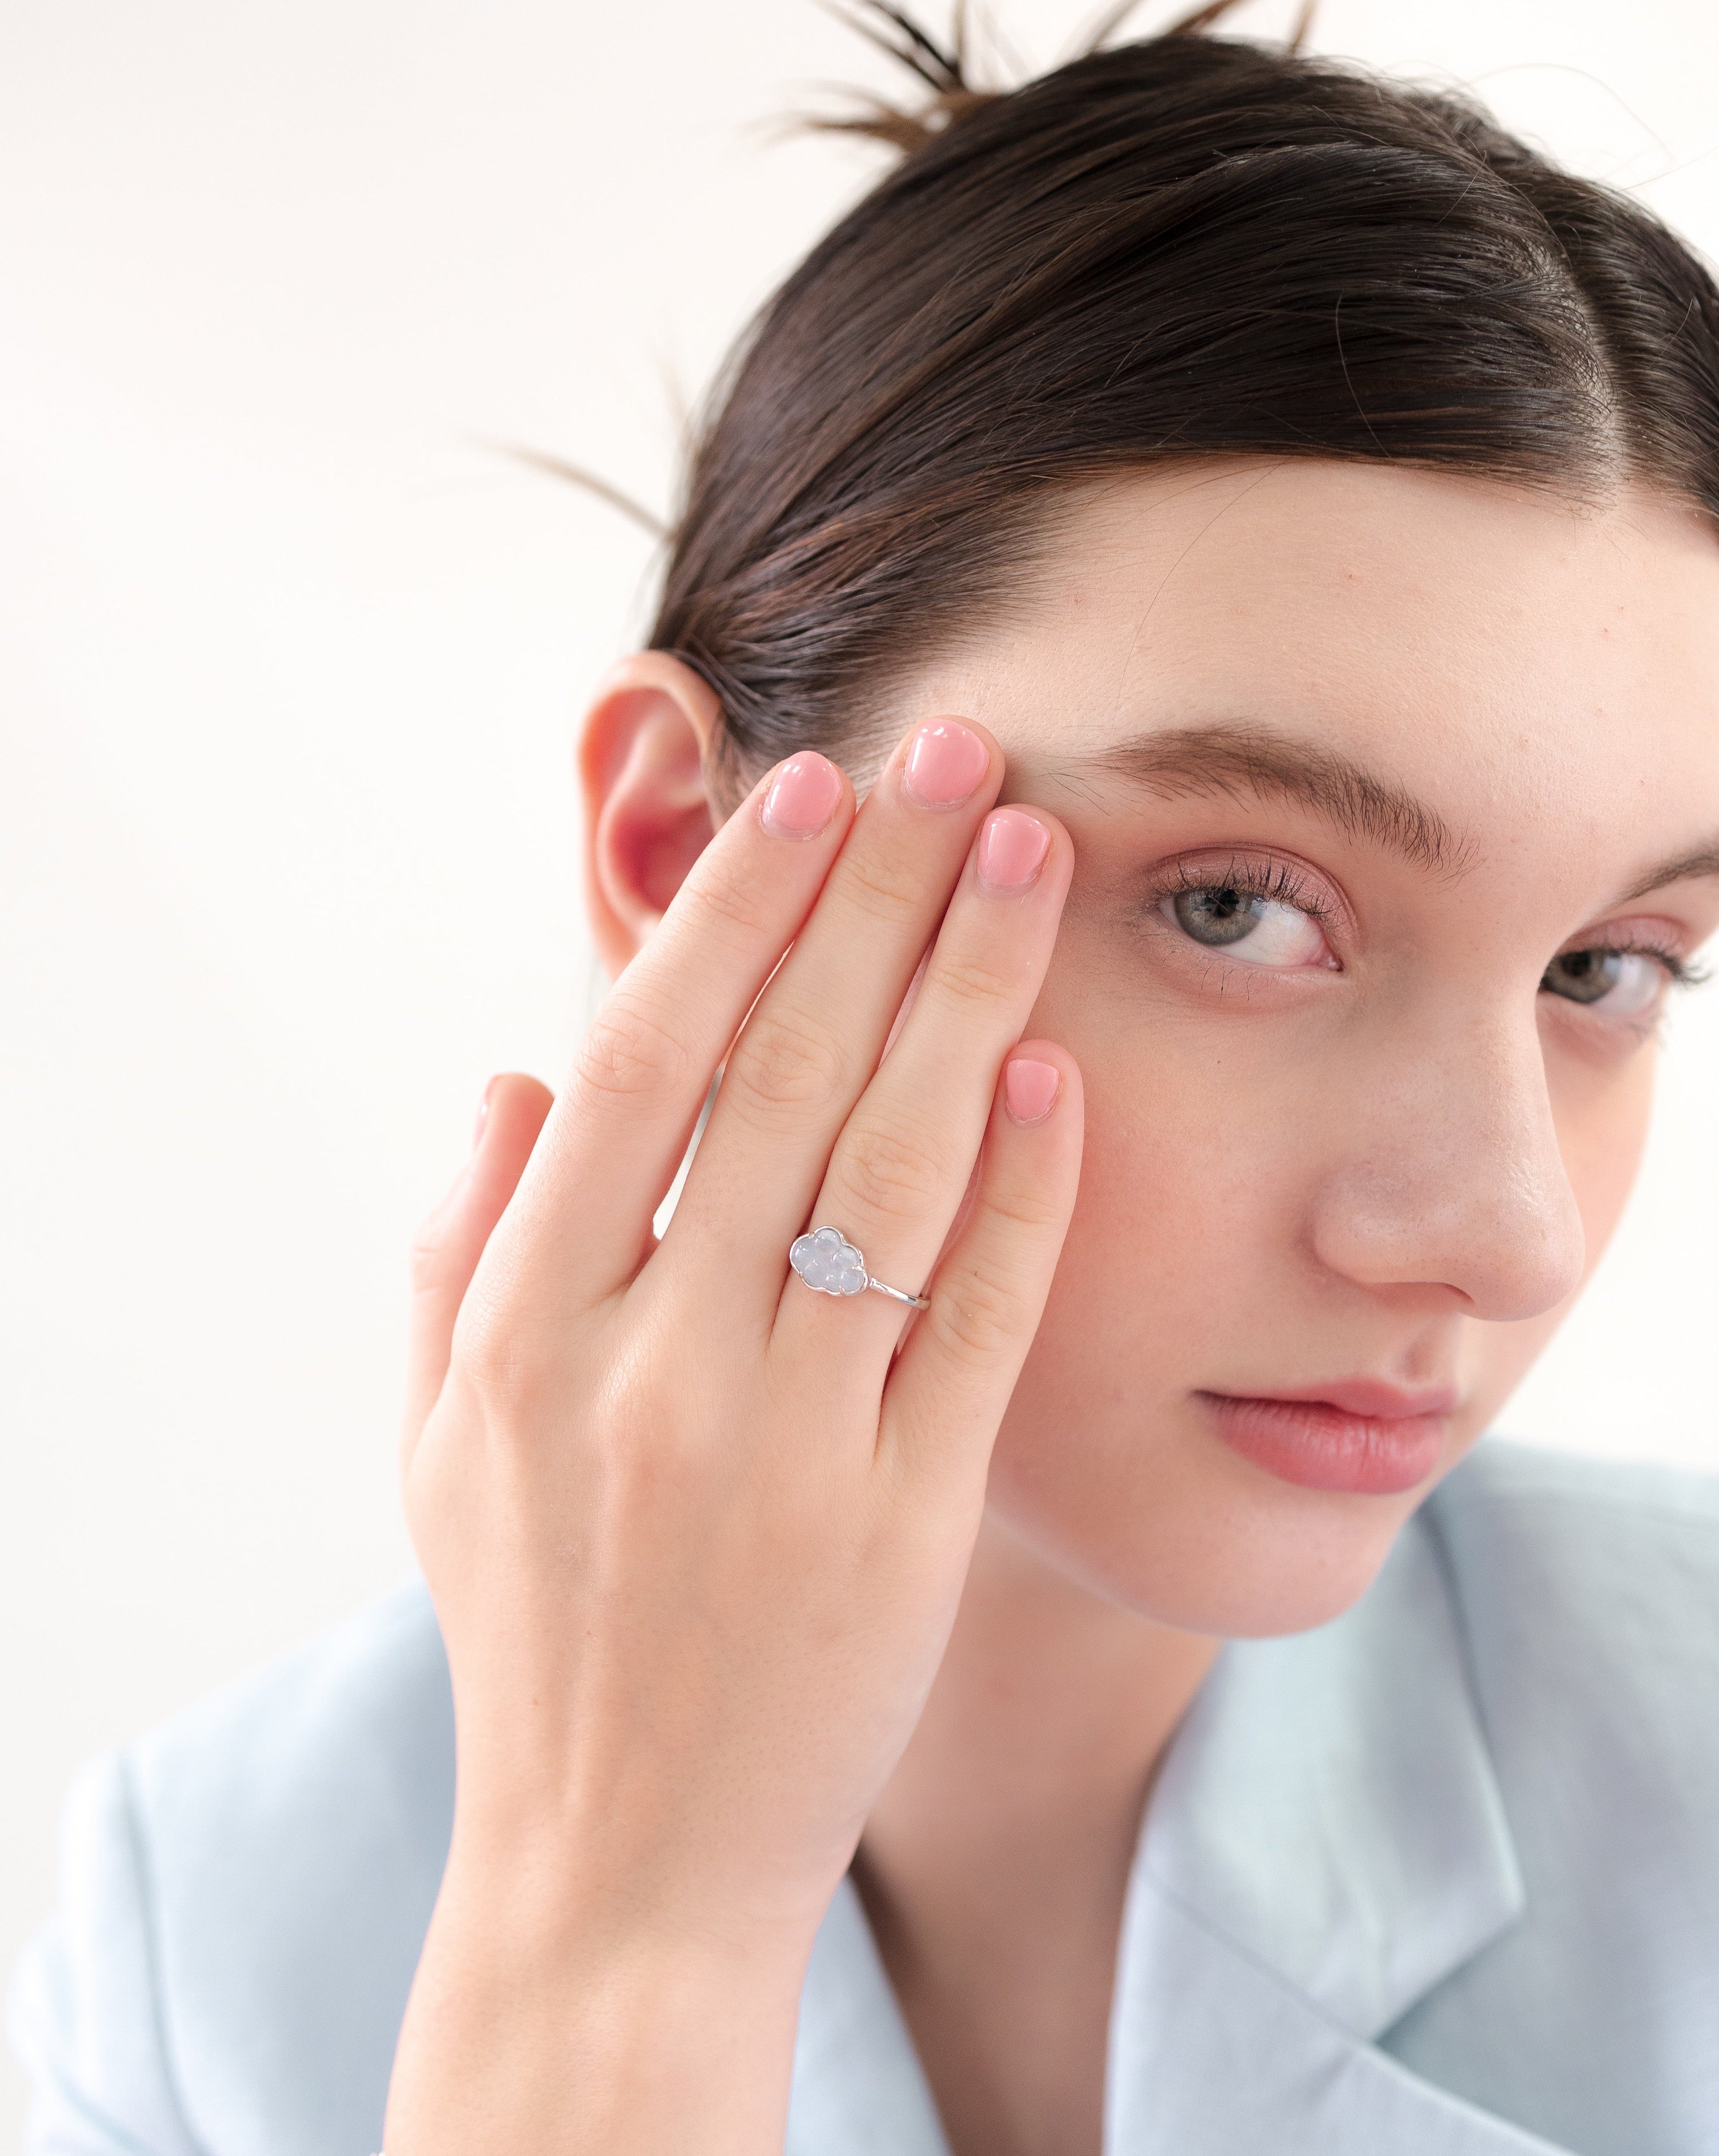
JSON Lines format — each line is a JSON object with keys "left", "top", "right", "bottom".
{"left": 499, "top": 746, "right": 856, "bottom": 1313}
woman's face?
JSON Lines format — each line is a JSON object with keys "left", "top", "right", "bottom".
{"left": 886, "top": 460, "right": 1719, "bottom": 1636}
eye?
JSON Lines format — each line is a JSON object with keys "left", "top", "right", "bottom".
{"left": 1161, "top": 885, "right": 1332, "bottom": 968}
{"left": 1540, "top": 947, "right": 1666, "bottom": 1017}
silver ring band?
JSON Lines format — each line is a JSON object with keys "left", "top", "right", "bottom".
{"left": 865, "top": 1275, "right": 931, "bottom": 1310}
{"left": 789, "top": 1226, "right": 931, "bottom": 1311}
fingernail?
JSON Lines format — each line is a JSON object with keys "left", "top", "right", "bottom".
{"left": 902, "top": 719, "right": 990, "bottom": 808}
{"left": 977, "top": 808, "right": 1051, "bottom": 892}
{"left": 1004, "top": 1058, "right": 1060, "bottom": 1125}
{"left": 473, "top": 1077, "right": 496, "bottom": 1150}
{"left": 761, "top": 752, "right": 844, "bottom": 839}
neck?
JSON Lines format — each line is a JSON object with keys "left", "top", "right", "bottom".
{"left": 852, "top": 1507, "right": 1220, "bottom": 2156}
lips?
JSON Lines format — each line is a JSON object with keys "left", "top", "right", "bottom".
{"left": 1196, "top": 1381, "right": 1455, "bottom": 1495}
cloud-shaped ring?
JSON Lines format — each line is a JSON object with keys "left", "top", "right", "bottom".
{"left": 789, "top": 1225, "right": 870, "bottom": 1297}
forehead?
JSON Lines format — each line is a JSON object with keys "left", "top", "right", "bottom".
{"left": 927, "top": 459, "right": 1719, "bottom": 865}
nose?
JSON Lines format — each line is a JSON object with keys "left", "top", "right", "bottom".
{"left": 1306, "top": 1003, "right": 1586, "bottom": 1322}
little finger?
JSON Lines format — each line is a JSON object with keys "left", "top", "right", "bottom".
{"left": 401, "top": 1074, "right": 554, "bottom": 1468}
{"left": 880, "top": 1041, "right": 1083, "bottom": 1490}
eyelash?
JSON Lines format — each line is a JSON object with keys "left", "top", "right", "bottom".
{"left": 1156, "top": 854, "right": 1337, "bottom": 914}
{"left": 1573, "top": 937, "right": 1707, "bottom": 991}
{"left": 1151, "top": 857, "right": 1709, "bottom": 993}
{"left": 1154, "top": 854, "right": 1337, "bottom": 927}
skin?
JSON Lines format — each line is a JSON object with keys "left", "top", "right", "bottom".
{"left": 384, "top": 459, "right": 1719, "bottom": 2156}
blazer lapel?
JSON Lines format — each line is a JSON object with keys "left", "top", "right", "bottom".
{"left": 1107, "top": 1511, "right": 1563, "bottom": 2154}
{"left": 1105, "top": 1884, "right": 1570, "bottom": 2154}
{"left": 788, "top": 1510, "right": 1562, "bottom": 2156}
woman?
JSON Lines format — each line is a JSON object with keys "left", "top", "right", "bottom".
{"left": 11, "top": 7, "right": 1719, "bottom": 2153}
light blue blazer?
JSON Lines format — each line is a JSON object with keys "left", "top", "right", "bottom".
{"left": 9, "top": 1439, "right": 1719, "bottom": 2155}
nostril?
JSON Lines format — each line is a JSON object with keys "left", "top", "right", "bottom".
{"left": 1306, "top": 1110, "right": 1587, "bottom": 1324}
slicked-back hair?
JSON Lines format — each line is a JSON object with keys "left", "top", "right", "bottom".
{"left": 646, "top": 5, "right": 1719, "bottom": 801}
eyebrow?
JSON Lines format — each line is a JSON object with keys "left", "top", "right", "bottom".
{"left": 1044, "top": 722, "right": 1474, "bottom": 876}
{"left": 1620, "top": 840, "right": 1719, "bottom": 903}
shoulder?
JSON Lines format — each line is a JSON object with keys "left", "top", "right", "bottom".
{"left": 1419, "top": 1434, "right": 1719, "bottom": 1904}
{"left": 9, "top": 1579, "right": 452, "bottom": 2155}
{"left": 126, "top": 1572, "right": 454, "bottom": 1883}
{"left": 1425, "top": 1434, "right": 1719, "bottom": 1669}
{"left": 1381, "top": 1454, "right": 1719, "bottom": 2134}
{"left": 1430, "top": 1426, "right": 1719, "bottom": 1528}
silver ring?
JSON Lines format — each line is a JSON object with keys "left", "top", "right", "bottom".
{"left": 789, "top": 1226, "right": 931, "bottom": 1311}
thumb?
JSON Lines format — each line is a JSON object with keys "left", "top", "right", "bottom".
{"left": 400, "top": 1072, "right": 554, "bottom": 1464}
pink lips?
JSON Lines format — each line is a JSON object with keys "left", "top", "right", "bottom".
{"left": 1197, "top": 1380, "right": 1457, "bottom": 1495}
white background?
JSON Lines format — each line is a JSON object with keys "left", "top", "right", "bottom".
{"left": 4, "top": 0, "right": 1719, "bottom": 2134}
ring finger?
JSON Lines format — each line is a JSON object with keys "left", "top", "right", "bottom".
{"left": 773, "top": 800, "right": 1072, "bottom": 1373}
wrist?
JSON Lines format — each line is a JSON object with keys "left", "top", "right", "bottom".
{"left": 385, "top": 1840, "right": 817, "bottom": 2156}
{"left": 440, "top": 1800, "right": 832, "bottom": 1965}
{"left": 438, "top": 1831, "right": 822, "bottom": 1996}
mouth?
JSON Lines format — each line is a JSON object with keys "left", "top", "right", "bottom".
{"left": 1194, "top": 1380, "right": 1457, "bottom": 1496}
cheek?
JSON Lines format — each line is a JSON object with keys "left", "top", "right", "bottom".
{"left": 1010, "top": 922, "right": 1346, "bottom": 1379}
{"left": 984, "top": 968, "right": 1401, "bottom": 1633}
{"left": 987, "top": 970, "right": 1244, "bottom": 1486}
{"left": 1000, "top": 922, "right": 1388, "bottom": 1484}
{"left": 1014, "top": 978, "right": 1283, "bottom": 1383}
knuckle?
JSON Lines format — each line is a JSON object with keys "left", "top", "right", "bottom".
{"left": 689, "top": 856, "right": 773, "bottom": 941}
{"left": 454, "top": 1306, "right": 555, "bottom": 1421}
{"left": 840, "top": 1114, "right": 951, "bottom": 1223}
{"left": 407, "top": 1179, "right": 483, "bottom": 1292}
{"left": 724, "top": 1011, "right": 848, "bottom": 1122}
{"left": 929, "top": 947, "right": 1016, "bottom": 1012}
{"left": 449, "top": 1272, "right": 533, "bottom": 1382}
{"left": 573, "top": 997, "right": 693, "bottom": 1108}
{"left": 408, "top": 1214, "right": 451, "bottom": 1287}
{"left": 930, "top": 1252, "right": 1026, "bottom": 1363}
{"left": 981, "top": 1176, "right": 1068, "bottom": 1237}
{"left": 449, "top": 1292, "right": 514, "bottom": 1383}
{"left": 840, "top": 846, "right": 927, "bottom": 922}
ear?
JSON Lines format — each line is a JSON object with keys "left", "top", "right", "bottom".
{"left": 577, "top": 652, "right": 725, "bottom": 979}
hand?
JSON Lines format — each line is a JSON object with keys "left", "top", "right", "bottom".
{"left": 385, "top": 716, "right": 1081, "bottom": 2154}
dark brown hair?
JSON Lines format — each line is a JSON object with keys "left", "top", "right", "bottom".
{"left": 646, "top": 1, "right": 1719, "bottom": 802}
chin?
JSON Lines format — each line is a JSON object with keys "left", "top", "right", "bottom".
{"left": 986, "top": 1416, "right": 1446, "bottom": 1640}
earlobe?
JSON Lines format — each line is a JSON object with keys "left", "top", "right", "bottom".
{"left": 577, "top": 653, "right": 724, "bottom": 978}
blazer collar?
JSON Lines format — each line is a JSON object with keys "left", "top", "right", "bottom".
{"left": 1131, "top": 1506, "right": 1523, "bottom": 2041}
{"left": 789, "top": 1507, "right": 1558, "bottom": 2155}
{"left": 1104, "top": 1507, "right": 1560, "bottom": 2153}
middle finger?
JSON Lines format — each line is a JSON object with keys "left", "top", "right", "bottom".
{"left": 668, "top": 717, "right": 1001, "bottom": 1274}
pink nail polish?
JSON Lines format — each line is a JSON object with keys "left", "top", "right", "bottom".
{"left": 902, "top": 720, "right": 990, "bottom": 808}
{"left": 761, "top": 753, "right": 844, "bottom": 839}
{"left": 1004, "top": 1058, "right": 1060, "bottom": 1125}
{"left": 977, "top": 808, "right": 1051, "bottom": 892}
